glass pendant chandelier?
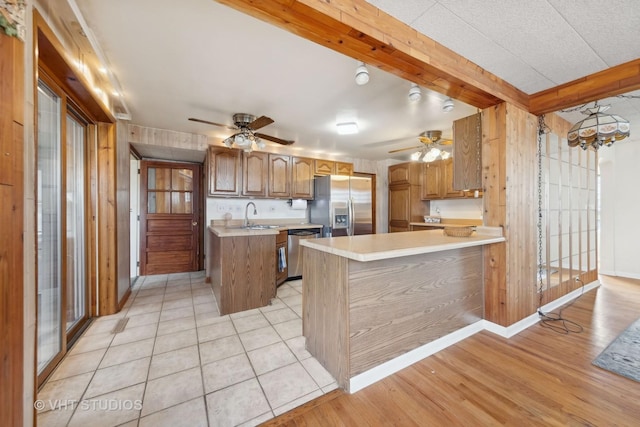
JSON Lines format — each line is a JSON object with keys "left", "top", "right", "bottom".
{"left": 567, "top": 103, "right": 630, "bottom": 150}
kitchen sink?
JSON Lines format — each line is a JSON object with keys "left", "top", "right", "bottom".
{"left": 243, "top": 224, "right": 280, "bottom": 230}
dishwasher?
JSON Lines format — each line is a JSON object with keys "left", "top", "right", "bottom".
{"left": 287, "top": 228, "right": 321, "bottom": 279}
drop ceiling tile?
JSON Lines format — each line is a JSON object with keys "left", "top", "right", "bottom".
{"left": 411, "top": 4, "right": 555, "bottom": 93}
{"left": 434, "top": 0, "right": 608, "bottom": 86}
{"left": 366, "top": 0, "right": 437, "bottom": 24}
{"left": 548, "top": 0, "right": 640, "bottom": 67}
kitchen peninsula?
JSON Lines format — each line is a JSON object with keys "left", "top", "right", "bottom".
{"left": 300, "top": 227, "right": 504, "bottom": 392}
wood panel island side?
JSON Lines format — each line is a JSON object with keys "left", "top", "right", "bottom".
{"left": 300, "top": 227, "right": 505, "bottom": 392}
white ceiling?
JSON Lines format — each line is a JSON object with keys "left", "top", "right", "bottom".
{"left": 74, "top": 0, "right": 640, "bottom": 163}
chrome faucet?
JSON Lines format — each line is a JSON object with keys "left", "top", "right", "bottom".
{"left": 244, "top": 202, "right": 257, "bottom": 227}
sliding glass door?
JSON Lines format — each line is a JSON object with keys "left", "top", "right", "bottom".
{"left": 37, "top": 78, "right": 90, "bottom": 382}
{"left": 37, "top": 82, "right": 63, "bottom": 374}
{"left": 65, "top": 114, "right": 88, "bottom": 333}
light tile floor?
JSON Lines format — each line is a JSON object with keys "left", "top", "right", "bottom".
{"left": 37, "top": 271, "right": 337, "bottom": 427}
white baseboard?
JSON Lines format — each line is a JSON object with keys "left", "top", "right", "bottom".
{"left": 484, "top": 279, "right": 600, "bottom": 338}
{"left": 348, "top": 280, "right": 600, "bottom": 393}
{"left": 349, "top": 321, "right": 485, "bottom": 393}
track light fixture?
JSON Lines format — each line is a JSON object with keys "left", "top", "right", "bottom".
{"left": 442, "top": 98, "right": 454, "bottom": 112}
{"left": 408, "top": 83, "right": 422, "bottom": 102}
{"left": 355, "top": 62, "right": 369, "bottom": 85}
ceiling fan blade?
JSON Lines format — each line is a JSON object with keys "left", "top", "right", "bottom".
{"left": 388, "top": 145, "right": 423, "bottom": 154}
{"left": 249, "top": 115, "right": 274, "bottom": 130}
{"left": 439, "top": 138, "right": 454, "bottom": 145}
{"left": 255, "top": 132, "right": 294, "bottom": 145}
{"left": 188, "top": 117, "right": 236, "bottom": 130}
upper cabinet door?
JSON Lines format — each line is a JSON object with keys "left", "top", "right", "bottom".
{"left": 208, "top": 147, "right": 241, "bottom": 196}
{"left": 291, "top": 156, "right": 314, "bottom": 200}
{"left": 335, "top": 161, "right": 353, "bottom": 176}
{"left": 453, "top": 112, "right": 483, "bottom": 191}
{"left": 421, "top": 161, "right": 441, "bottom": 200}
{"left": 314, "top": 159, "right": 335, "bottom": 176}
{"left": 268, "top": 154, "right": 291, "bottom": 198}
{"left": 389, "top": 162, "right": 420, "bottom": 186}
{"left": 242, "top": 151, "right": 268, "bottom": 197}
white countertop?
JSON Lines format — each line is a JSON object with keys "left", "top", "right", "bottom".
{"left": 209, "top": 223, "right": 323, "bottom": 237}
{"left": 300, "top": 227, "right": 504, "bottom": 262}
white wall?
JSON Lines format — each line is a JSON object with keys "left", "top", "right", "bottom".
{"left": 598, "top": 139, "right": 640, "bottom": 279}
{"left": 430, "top": 198, "right": 484, "bottom": 220}
{"left": 206, "top": 198, "right": 308, "bottom": 224}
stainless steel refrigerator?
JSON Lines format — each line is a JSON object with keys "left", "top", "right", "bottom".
{"left": 310, "top": 175, "right": 374, "bottom": 237}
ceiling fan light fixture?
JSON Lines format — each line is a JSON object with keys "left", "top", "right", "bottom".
{"left": 336, "top": 121, "right": 359, "bottom": 135}
{"left": 408, "top": 83, "right": 422, "bottom": 102}
{"left": 440, "top": 150, "right": 451, "bottom": 160}
{"left": 442, "top": 98, "right": 455, "bottom": 112}
{"left": 355, "top": 62, "right": 369, "bottom": 85}
{"left": 411, "top": 151, "right": 422, "bottom": 161}
{"left": 256, "top": 138, "right": 266, "bottom": 150}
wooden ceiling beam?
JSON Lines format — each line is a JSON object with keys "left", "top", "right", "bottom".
{"left": 529, "top": 59, "right": 640, "bottom": 115}
{"left": 216, "top": 0, "right": 529, "bottom": 110}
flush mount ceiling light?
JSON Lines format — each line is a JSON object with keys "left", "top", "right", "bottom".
{"left": 567, "top": 103, "right": 630, "bottom": 150}
{"left": 354, "top": 62, "right": 369, "bottom": 85}
{"left": 408, "top": 83, "right": 422, "bottom": 102}
{"left": 336, "top": 122, "right": 359, "bottom": 135}
{"left": 442, "top": 98, "right": 455, "bottom": 112}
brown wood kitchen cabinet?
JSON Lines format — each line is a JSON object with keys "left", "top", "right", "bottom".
{"left": 209, "top": 229, "right": 276, "bottom": 315}
{"left": 291, "top": 156, "right": 314, "bottom": 199}
{"left": 268, "top": 154, "right": 291, "bottom": 198}
{"left": 388, "top": 162, "right": 427, "bottom": 232}
{"left": 421, "top": 158, "right": 466, "bottom": 200}
{"left": 242, "top": 151, "right": 268, "bottom": 197}
{"left": 208, "top": 147, "right": 241, "bottom": 196}
{"left": 453, "top": 112, "right": 483, "bottom": 191}
{"left": 335, "top": 161, "right": 353, "bottom": 176}
{"left": 314, "top": 159, "right": 335, "bottom": 176}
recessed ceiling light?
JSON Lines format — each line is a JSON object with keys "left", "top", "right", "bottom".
{"left": 336, "top": 122, "right": 359, "bottom": 135}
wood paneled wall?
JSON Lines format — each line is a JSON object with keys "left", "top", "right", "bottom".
{"left": 483, "top": 103, "right": 538, "bottom": 325}
{"left": 0, "top": 32, "right": 24, "bottom": 427}
{"left": 97, "top": 123, "right": 119, "bottom": 315}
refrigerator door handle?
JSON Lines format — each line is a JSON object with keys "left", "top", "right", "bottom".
{"left": 348, "top": 197, "right": 355, "bottom": 236}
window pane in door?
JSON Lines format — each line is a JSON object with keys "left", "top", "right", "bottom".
{"left": 37, "top": 82, "right": 62, "bottom": 373}
{"left": 65, "top": 114, "right": 86, "bottom": 331}
{"left": 148, "top": 167, "right": 171, "bottom": 190}
{"left": 148, "top": 192, "right": 170, "bottom": 213}
{"left": 172, "top": 168, "right": 193, "bottom": 191}
{"left": 171, "top": 192, "right": 193, "bottom": 213}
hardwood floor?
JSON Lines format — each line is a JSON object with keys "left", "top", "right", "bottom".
{"left": 264, "top": 275, "right": 640, "bottom": 426}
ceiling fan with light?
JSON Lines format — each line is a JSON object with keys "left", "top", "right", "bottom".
{"left": 188, "top": 113, "right": 294, "bottom": 151}
{"left": 388, "top": 130, "right": 453, "bottom": 162}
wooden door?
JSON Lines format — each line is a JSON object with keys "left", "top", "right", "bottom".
{"left": 242, "top": 151, "right": 268, "bottom": 197}
{"left": 268, "top": 154, "right": 291, "bottom": 198}
{"left": 291, "top": 156, "right": 314, "bottom": 199}
{"left": 140, "top": 161, "right": 202, "bottom": 275}
{"left": 208, "top": 147, "right": 241, "bottom": 196}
